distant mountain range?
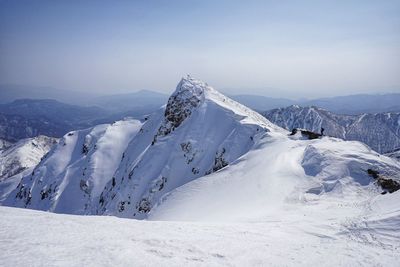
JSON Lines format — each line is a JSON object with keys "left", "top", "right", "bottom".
{"left": 0, "top": 84, "right": 97, "bottom": 105}
{"left": 0, "top": 98, "right": 163, "bottom": 142}
{"left": 0, "top": 99, "right": 107, "bottom": 142}
{"left": 230, "top": 93, "right": 400, "bottom": 114}
{"left": 263, "top": 105, "right": 400, "bottom": 154}
{"left": 1, "top": 84, "right": 399, "bottom": 114}
{"left": 228, "top": 94, "right": 295, "bottom": 111}
{"left": 385, "top": 148, "right": 400, "bottom": 161}
{"left": 302, "top": 93, "right": 400, "bottom": 115}
{"left": 1, "top": 85, "right": 400, "bottom": 146}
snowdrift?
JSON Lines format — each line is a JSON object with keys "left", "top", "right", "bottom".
{"left": 2, "top": 76, "right": 400, "bottom": 225}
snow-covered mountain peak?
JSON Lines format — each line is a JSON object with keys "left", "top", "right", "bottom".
{"left": 158, "top": 77, "right": 279, "bottom": 139}
{"left": 160, "top": 76, "right": 207, "bottom": 135}
{"left": 5, "top": 78, "right": 282, "bottom": 217}
{"left": 174, "top": 75, "right": 209, "bottom": 100}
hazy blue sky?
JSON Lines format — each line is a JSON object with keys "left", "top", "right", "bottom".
{"left": 0, "top": 0, "right": 399, "bottom": 98}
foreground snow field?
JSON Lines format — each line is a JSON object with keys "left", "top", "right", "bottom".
{"left": 0, "top": 203, "right": 399, "bottom": 267}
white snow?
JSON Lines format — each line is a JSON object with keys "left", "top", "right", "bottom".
{"left": 1, "top": 77, "right": 400, "bottom": 266}
{"left": 0, "top": 203, "right": 399, "bottom": 266}
{"left": 0, "top": 136, "right": 57, "bottom": 201}
{"left": 4, "top": 119, "right": 142, "bottom": 214}
{"left": 0, "top": 135, "right": 57, "bottom": 180}
{"left": 263, "top": 105, "right": 400, "bottom": 153}
{"left": 150, "top": 135, "right": 400, "bottom": 222}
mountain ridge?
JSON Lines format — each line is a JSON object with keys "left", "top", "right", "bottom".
{"left": 263, "top": 105, "right": 400, "bottom": 153}
{"left": 2, "top": 77, "right": 400, "bottom": 225}
{"left": 4, "top": 77, "right": 280, "bottom": 218}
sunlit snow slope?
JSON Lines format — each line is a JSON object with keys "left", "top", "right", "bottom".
{"left": 1, "top": 77, "right": 400, "bottom": 266}
{"left": 5, "top": 77, "right": 283, "bottom": 217}
{"left": 4, "top": 76, "right": 400, "bottom": 227}
{"left": 0, "top": 198, "right": 399, "bottom": 267}
{"left": 4, "top": 119, "right": 142, "bottom": 214}
{"left": 0, "top": 135, "right": 57, "bottom": 181}
{"left": 0, "top": 136, "right": 57, "bottom": 201}
{"left": 150, "top": 135, "right": 400, "bottom": 221}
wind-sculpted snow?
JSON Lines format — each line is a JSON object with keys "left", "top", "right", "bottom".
{"left": 98, "top": 76, "right": 278, "bottom": 218}
{"left": 4, "top": 77, "right": 278, "bottom": 218}
{"left": 2, "top": 77, "right": 400, "bottom": 265}
{"left": 3, "top": 77, "right": 400, "bottom": 228}
{"left": 150, "top": 136, "right": 400, "bottom": 221}
{"left": 0, "top": 135, "right": 57, "bottom": 181}
{"left": 0, "top": 136, "right": 57, "bottom": 202}
{"left": 1, "top": 204, "right": 399, "bottom": 266}
{"left": 263, "top": 105, "right": 400, "bottom": 153}
{"left": 4, "top": 119, "right": 142, "bottom": 213}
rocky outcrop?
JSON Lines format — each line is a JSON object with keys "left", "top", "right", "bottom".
{"left": 367, "top": 169, "right": 400, "bottom": 194}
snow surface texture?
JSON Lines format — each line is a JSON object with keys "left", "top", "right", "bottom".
{"left": 3, "top": 119, "right": 142, "bottom": 214}
{"left": 0, "top": 135, "right": 57, "bottom": 181}
{"left": 150, "top": 135, "right": 400, "bottom": 221}
{"left": 0, "top": 136, "right": 57, "bottom": 202}
{"left": 1, "top": 77, "right": 400, "bottom": 266}
{"left": 1, "top": 197, "right": 399, "bottom": 267}
{"left": 263, "top": 105, "right": 400, "bottom": 153}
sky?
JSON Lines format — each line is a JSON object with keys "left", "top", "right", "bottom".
{"left": 0, "top": 0, "right": 399, "bottom": 98}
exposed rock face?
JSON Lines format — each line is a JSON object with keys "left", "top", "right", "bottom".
{"left": 165, "top": 78, "right": 205, "bottom": 128}
{"left": 155, "top": 76, "right": 205, "bottom": 139}
{"left": 367, "top": 168, "right": 400, "bottom": 193}
{"left": 290, "top": 128, "right": 322, "bottom": 140}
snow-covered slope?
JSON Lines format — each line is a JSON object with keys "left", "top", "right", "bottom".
{"left": 98, "top": 77, "right": 282, "bottom": 219}
{"left": 150, "top": 135, "right": 400, "bottom": 222}
{"left": 0, "top": 135, "right": 57, "bottom": 181}
{"left": 1, "top": 195, "right": 399, "bottom": 267}
{"left": 0, "top": 135, "right": 57, "bottom": 202}
{"left": 263, "top": 105, "right": 400, "bottom": 153}
{"left": 4, "top": 77, "right": 400, "bottom": 225}
{"left": 4, "top": 119, "right": 142, "bottom": 214}
{"left": 4, "top": 77, "right": 283, "bottom": 217}
{"left": 2, "top": 77, "right": 400, "bottom": 266}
